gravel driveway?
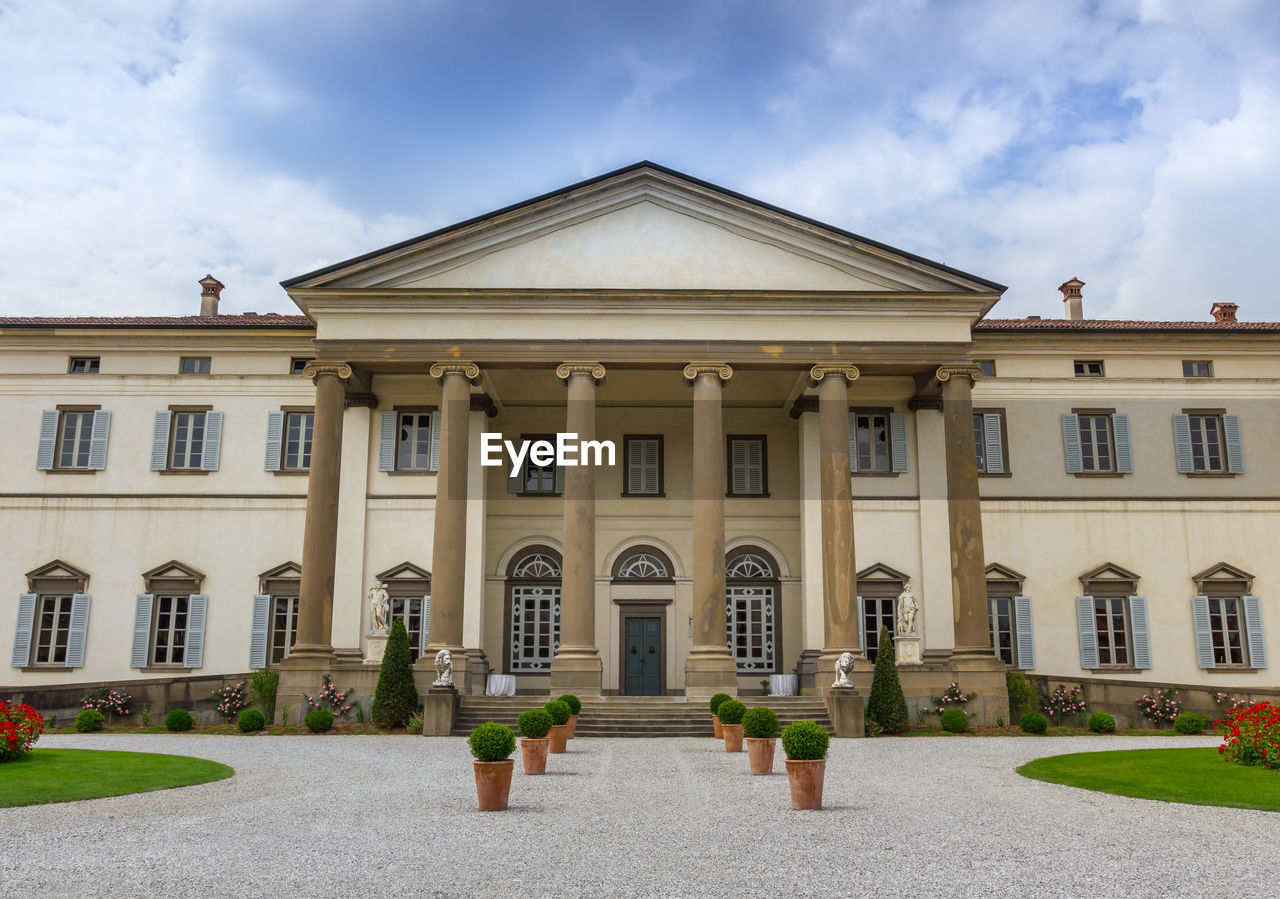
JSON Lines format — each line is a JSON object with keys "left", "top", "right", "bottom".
{"left": 1, "top": 733, "right": 1271, "bottom": 898}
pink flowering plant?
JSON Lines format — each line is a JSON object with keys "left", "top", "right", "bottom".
{"left": 1135, "top": 687, "right": 1181, "bottom": 728}
{"left": 1214, "top": 692, "right": 1251, "bottom": 713}
{"left": 211, "top": 682, "right": 248, "bottom": 722}
{"left": 82, "top": 686, "right": 133, "bottom": 722}
{"left": 1041, "top": 683, "right": 1088, "bottom": 725}
{"left": 304, "top": 673, "right": 354, "bottom": 720}
{"left": 930, "top": 682, "right": 972, "bottom": 714}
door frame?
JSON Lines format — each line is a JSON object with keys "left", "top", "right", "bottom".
{"left": 616, "top": 600, "right": 669, "bottom": 696}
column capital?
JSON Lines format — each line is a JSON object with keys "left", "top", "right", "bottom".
{"left": 555, "top": 361, "right": 606, "bottom": 384}
{"left": 935, "top": 364, "right": 984, "bottom": 385}
{"left": 809, "top": 364, "right": 860, "bottom": 385}
{"left": 683, "top": 361, "right": 733, "bottom": 383}
{"left": 302, "top": 361, "right": 352, "bottom": 383}
{"left": 428, "top": 361, "right": 481, "bottom": 385}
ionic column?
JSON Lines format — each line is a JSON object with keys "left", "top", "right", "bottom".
{"left": 683, "top": 362, "right": 738, "bottom": 699}
{"left": 424, "top": 362, "right": 480, "bottom": 661}
{"left": 550, "top": 361, "right": 606, "bottom": 697}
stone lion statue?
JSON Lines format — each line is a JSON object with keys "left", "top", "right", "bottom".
{"left": 833, "top": 651, "right": 856, "bottom": 688}
{"left": 367, "top": 581, "right": 390, "bottom": 635}
{"left": 896, "top": 584, "right": 918, "bottom": 636}
{"left": 433, "top": 649, "right": 453, "bottom": 688}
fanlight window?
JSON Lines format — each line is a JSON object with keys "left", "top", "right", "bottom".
{"left": 726, "top": 553, "right": 773, "bottom": 579}
{"left": 617, "top": 552, "right": 669, "bottom": 579}
{"left": 509, "top": 550, "right": 561, "bottom": 672}
{"left": 726, "top": 551, "right": 776, "bottom": 672}
{"left": 512, "top": 553, "right": 561, "bottom": 579}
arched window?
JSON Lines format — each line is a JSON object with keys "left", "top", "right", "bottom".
{"left": 725, "top": 549, "right": 779, "bottom": 672}
{"left": 507, "top": 547, "right": 562, "bottom": 672}
{"left": 612, "top": 547, "right": 675, "bottom": 581}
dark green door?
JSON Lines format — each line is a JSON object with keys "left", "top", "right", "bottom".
{"left": 624, "top": 617, "right": 661, "bottom": 695}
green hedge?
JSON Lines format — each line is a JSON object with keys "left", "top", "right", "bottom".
{"left": 305, "top": 709, "right": 334, "bottom": 733}
{"left": 940, "top": 709, "right": 970, "bottom": 733}
{"left": 237, "top": 708, "right": 266, "bottom": 733}
{"left": 74, "top": 708, "right": 105, "bottom": 733}
{"left": 164, "top": 709, "right": 194, "bottom": 732}
{"left": 1088, "top": 711, "right": 1117, "bottom": 734}
{"left": 1174, "top": 711, "right": 1208, "bottom": 735}
{"left": 1020, "top": 711, "right": 1048, "bottom": 734}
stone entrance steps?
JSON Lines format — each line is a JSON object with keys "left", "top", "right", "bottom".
{"left": 451, "top": 696, "right": 833, "bottom": 737}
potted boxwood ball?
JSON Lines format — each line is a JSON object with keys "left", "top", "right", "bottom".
{"left": 742, "top": 706, "right": 780, "bottom": 775}
{"left": 559, "top": 694, "right": 582, "bottom": 738}
{"left": 544, "top": 700, "right": 572, "bottom": 753}
{"left": 469, "top": 721, "right": 517, "bottom": 811}
{"left": 709, "top": 692, "right": 731, "bottom": 739}
{"left": 518, "top": 709, "right": 554, "bottom": 775}
{"left": 717, "top": 699, "right": 747, "bottom": 753}
{"left": 781, "top": 720, "right": 829, "bottom": 810}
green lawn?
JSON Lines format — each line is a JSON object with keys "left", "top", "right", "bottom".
{"left": 1018, "top": 747, "right": 1280, "bottom": 812}
{"left": 0, "top": 749, "right": 234, "bottom": 808}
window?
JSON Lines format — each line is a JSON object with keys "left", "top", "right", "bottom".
{"left": 851, "top": 412, "right": 892, "bottom": 473}
{"left": 616, "top": 552, "right": 670, "bottom": 580}
{"left": 68, "top": 357, "right": 99, "bottom": 373}
{"left": 37, "top": 409, "right": 111, "bottom": 473}
{"left": 1192, "top": 563, "right": 1267, "bottom": 671}
{"left": 1205, "top": 596, "right": 1247, "bottom": 666}
{"left": 269, "top": 596, "right": 298, "bottom": 665}
{"left": 976, "top": 359, "right": 996, "bottom": 377}
{"left": 30, "top": 595, "right": 73, "bottom": 666}
{"left": 1073, "top": 360, "right": 1104, "bottom": 377}
{"left": 170, "top": 411, "right": 207, "bottom": 469}
{"left": 135, "top": 562, "right": 207, "bottom": 670}
{"left": 56, "top": 410, "right": 96, "bottom": 469}
{"left": 15, "top": 561, "right": 90, "bottom": 669}
{"left": 1062, "top": 412, "right": 1132, "bottom": 475}
{"left": 282, "top": 411, "right": 314, "bottom": 470}
{"left": 396, "top": 411, "right": 438, "bottom": 472}
{"left": 1188, "top": 414, "right": 1223, "bottom": 472}
{"left": 1077, "top": 564, "right": 1149, "bottom": 671}
{"left": 152, "top": 595, "right": 189, "bottom": 665}
{"left": 623, "top": 435, "right": 663, "bottom": 496}
{"left": 152, "top": 409, "right": 221, "bottom": 473}
{"left": 1076, "top": 414, "right": 1114, "bottom": 472}
{"left": 1174, "top": 411, "right": 1243, "bottom": 475}
{"left": 179, "top": 357, "right": 211, "bottom": 374}
{"left": 1093, "top": 596, "right": 1130, "bottom": 667}
{"left": 513, "top": 433, "right": 559, "bottom": 494}
{"left": 390, "top": 596, "right": 426, "bottom": 661}
{"left": 290, "top": 357, "right": 313, "bottom": 375}
{"left": 727, "top": 435, "right": 767, "bottom": 495}
{"left": 726, "top": 551, "right": 778, "bottom": 672}
{"left": 988, "top": 597, "right": 1015, "bottom": 665}
{"left": 1182, "top": 360, "right": 1213, "bottom": 378}
{"left": 972, "top": 410, "right": 1008, "bottom": 475}
{"left": 507, "top": 549, "right": 562, "bottom": 672}
{"left": 861, "top": 595, "right": 896, "bottom": 662}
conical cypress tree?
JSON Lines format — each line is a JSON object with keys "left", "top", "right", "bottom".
{"left": 372, "top": 618, "right": 419, "bottom": 728}
{"left": 865, "top": 626, "right": 908, "bottom": 734}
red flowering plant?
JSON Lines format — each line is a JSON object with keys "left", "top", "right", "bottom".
{"left": 1214, "top": 701, "right": 1280, "bottom": 770}
{"left": 0, "top": 699, "right": 45, "bottom": 761}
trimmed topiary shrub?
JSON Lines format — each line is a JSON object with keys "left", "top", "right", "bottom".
{"left": 305, "top": 708, "right": 334, "bottom": 733}
{"left": 74, "top": 708, "right": 105, "bottom": 733}
{"left": 940, "top": 709, "right": 970, "bottom": 733}
{"left": 781, "top": 720, "right": 830, "bottom": 760}
{"left": 866, "top": 626, "right": 908, "bottom": 734}
{"left": 372, "top": 618, "right": 419, "bottom": 729}
{"left": 544, "top": 700, "right": 571, "bottom": 726}
{"left": 709, "top": 693, "right": 731, "bottom": 715}
{"left": 558, "top": 694, "right": 582, "bottom": 716}
{"left": 518, "top": 709, "right": 554, "bottom": 739}
{"left": 468, "top": 722, "right": 516, "bottom": 761}
{"left": 1020, "top": 711, "right": 1048, "bottom": 734}
{"left": 1174, "top": 711, "right": 1208, "bottom": 735}
{"left": 164, "top": 709, "right": 194, "bottom": 732}
{"left": 1006, "top": 670, "right": 1037, "bottom": 719}
{"left": 742, "top": 706, "right": 779, "bottom": 739}
{"left": 1088, "top": 711, "right": 1117, "bottom": 734}
{"left": 237, "top": 708, "right": 266, "bottom": 733}
{"left": 717, "top": 699, "right": 746, "bottom": 726}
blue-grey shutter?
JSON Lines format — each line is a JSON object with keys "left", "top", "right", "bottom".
{"left": 847, "top": 411, "right": 858, "bottom": 473}
{"left": 1129, "top": 595, "right": 1151, "bottom": 670}
{"left": 744, "top": 439, "right": 764, "bottom": 493}
{"left": 889, "top": 412, "right": 909, "bottom": 473}
{"left": 378, "top": 410, "right": 397, "bottom": 472}
{"left": 554, "top": 458, "right": 566, "bottom": 494}
{"left": 12, "top": 594, "right": 37, "bottom": 667}
{"left": 508, "top": 456, "right": 524, "bottom": 493}
{"left": 131, "top": 594, "right": 154, "bottom": 667}
{"left": 1013, "top": 595, "right": 1035, "bottom": 670}
{"left": 1076, "top": 595, "right": 1098, "bottom": 669}
{"left": 1172, "top": 413, "right": 1193, "bottom": 473}
{"left": 36, "top": 410, "right": 59, "bottom": 470}
{"left": 1223, "top": 414, "right": 1244, "bottom": 473}
{"left": 429, "top": 410, "right": 442, "bottom": 472}
{"left": 249, "top": 594, "right": 271, "bottom": 669}
{"left": 185, "top": 594, "right": 208, "bottom": 668}
{"left": 644, "top": 439, "right": 661, "bottom": 493}
{"left": 150, "top": 411, "right": 172, "bottom": 470}
{"left": 1243, "top": 595, "right": 1267, "bottom": 669}
{"left": 421, "top": 594, "right": 431, "bottom": 652}
{"left": 1061, "top": 413, "right": 1083, "bottom": 473}
{"left": 982, "top": 413, "right": 1004, "bottom": 474}
{"left": 1191, "top": 595, "right": 1215, "bottom": 669}
{"left": 264, "top": 410, "right": 285, "bottom": 471}
{"left": 88, "top": 410, "right": 111, "bottom": 470}
{"left": 64, "top": 593, "right": 91, "bottom": 668}
{"left": 856, "top": 595, "right": 865, "bottom": 655}
{"left": 201, "top": 411, "right": 223, "bottom": 471}
{"left": 1112, "top": 413, "right": 1133, "bottom": 474}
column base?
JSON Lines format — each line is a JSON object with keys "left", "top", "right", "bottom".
{"left": 549, "top": 650, "right": 603, "bottom": 698}
{"left": 684, "top": 650, "right": 738, "bottom": 701}
{"left": 795, "top": 648, "right": 821, "bottom": 695}
{"left": 275, "top": 652, "right": 334, "bottom": 725}
{"left": 421, "top": 685, "right": 458, "bottom": 736}
{"left": 950, "top": 651, "right": 1010, "bottom": 725}
{"left": 826, "top": 686, "right": 866, "bottom": 738}
{"left": 463, "top": 648, "right": 490, "bottom": 696}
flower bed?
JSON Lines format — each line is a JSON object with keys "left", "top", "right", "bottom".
{"left": 1215, "top": 701, "right": 1280, "bottom": 769}
{"left": 0, "top": 700, "right": 44, "bottom": 761}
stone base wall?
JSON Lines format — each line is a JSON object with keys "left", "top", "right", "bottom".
{"left": 1026, "top": 673, "right": 1280, "bottom": 729}
{"left": 3, "top": 672, "right": 255, "bottom": 725}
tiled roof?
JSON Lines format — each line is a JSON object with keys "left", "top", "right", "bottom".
{"left": 0, "top": 313, "right": 313, "bottom": 329}
{"left": 975, "top": 318, "right": 1280, "bottom": 332}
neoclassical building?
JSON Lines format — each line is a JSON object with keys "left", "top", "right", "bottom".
{"left": 4, "top": 163, "right": 1277, "bottom": 723}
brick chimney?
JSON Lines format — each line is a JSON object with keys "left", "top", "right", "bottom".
{"left": 1210, "top": 302, "right": 1238, "bottom": 323}
{"left": 1059, "top": 277, "right": 1085, "bottom": 320}
{"left": 199, "top": 275, "right": 224, "bottom": 317}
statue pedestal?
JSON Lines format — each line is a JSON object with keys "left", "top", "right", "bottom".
{"left": 364, "top": 632, "right": 388, "bottom": 666}
{"left": 894, "top": 634, "right": 923, "bottom": 666}
{"left": 826, "top": 685, "right": 865, "bottom": 738}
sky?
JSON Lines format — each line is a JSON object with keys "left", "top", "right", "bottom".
{"left": 1, "top": 0, "right": 1278, "bottom": 320}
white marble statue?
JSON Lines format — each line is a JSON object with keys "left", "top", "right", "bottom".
{"left": 367, "top": 581, "right": 390, "bottom": 635}
{"left": 833, "top": 651, "right": 856, "bottom": 688}
{"left": 896, "top": 584, "right": 918, "bottom": 636}
{"left": 433, "top": 649, "right": 454, "bottom": 688}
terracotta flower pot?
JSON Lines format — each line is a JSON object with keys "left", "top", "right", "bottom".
{"left": 785, "top": 758, "right": 826, "bottom": 810}
{"left": 521, "top": 737, "right": 549, "bottom": 775}
{"left": 746, "top": 736, "right": 776, "bottom": 774}
{"left": 712, "top": 714, "right": 723, "bottom": 739}
{"left": 473, "top": 759, "right": 514, "bottom": 811}
{"left": 722, "top": 723, "right": 744, "bottom": 752}
{"left": 548, "top": 723, "right": 569, "bottom": 753}
{"left": 567, "top": 714, "right": 578, "bottom": 738}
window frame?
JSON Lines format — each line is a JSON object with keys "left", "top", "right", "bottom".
{"left": 167, "top": 406, "right": 210, "bottom": 472}
{"left": 976, "top": 359, "right": 996, "bottom": 378}
{"left": 178, "top": 356, "right": 212, "bottom": 375}
{"left": 725, "top": 434, "right": 769, "bottom": 497}
{"left": 279, "top": 406, "right": 315, "bottom": 473}
{"left": 512, "top": 432, "right": 561, "bottom": 496}
{"left": 972, "top": 407, "right": 1011, "bottom": 477}
{"left": 1184, "top": 409, "right": 1227, "bottom": 475}
{"left": 503, "top": 547, "right": 563, "bottom": 674}
{"left": 1073, "top": 408, "right": 1118, "bottom": 475}
{"left": 150, "top": 594, "right": 190, "bottom": 667}
{"left": 53, "top": 404, "right": 100, "bottom": 472}
{"left": 1073, "top": 360, "right": 1105, "bottom": 378}
{"left": 268, "top": 594, "right": 299, "bottom": 666}
{"left": 850, "top": 408, "right": 896, "bottom": 476}
{"left": 67, "top": 357, "right": 100, "bottom": 374}
{"left": 30, "top": 594, "right": 75, "bottom": 667}
{"left": 622, "top": 434, "right": 665, "bottom": 497}
{"left": 725, "top": 548, "right": 781, "bottom": 674}
{"left": 1205, "top": 595, "right": 1248, "bottom": 668}
{"left": 1182, "top": 360, "right": 1213, "bottom": 378}
{"left": 289, "top": 357, "right": 314, "bottom": 375}
{"left": 388, "top": 406, "right": 437, "bottom": 475}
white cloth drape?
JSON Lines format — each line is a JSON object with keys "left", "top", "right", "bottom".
{"left": 769, "top": 674, "right": 798, "bottom": 696}
{"left": 485, "top": 674, "right": 516, "bottom": 696}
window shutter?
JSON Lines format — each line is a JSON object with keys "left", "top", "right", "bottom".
{"left": 1191, "top": 595, "right": 1215, "bottom": 669}
{"left": 1061, "top": 413, "right": 1083, "bottom": 473}
{"left": 554, "top": 460, "right": 566, "bottom": 494}
{"left": 249, "top": 594, "right": 271, "bottom": 669}
{"left": 64, "top": 593, "right": 91, "bottom": 668}
{"left": 131, "top": 594, "right": 154, "bottom": 667}
{"left": 1172, "top": 413, "right": 1193, "bottom": 473}
{"left": 1223, "top": 414, "right": 1244, "bottom": 473}
{"left": 627, "top": 439, "right": 644, "bottom": 493}
{"left": 264, "top": 410, "right": 285, "bottom": 471}
{"left": 1112, "top": 413, "right": 1133, "bottom": 474}
{"left": 847, "top": 412, "right": 858, "bottom": 473}
{"left": 378, "top": 411, "right": 397, "bottom": 472}
{"left": 429, "top": 410, "right": 442, "bottom": 472}
{"left": 889, "top": 412, "right": 909, "bottom": 473}
{"left": 87, "top": 410, "right": 112, "bottom": 471}
{"left": 1129, "top": 595, "right": 1151, "bottom": 670}
{"left": 36, "top": 410, "right": 59, "bottom": 470}
{"left": 185, "top": 594, "right": 208, "bottom": 668}
{"left": 201, "top": 411, "right": 224, "bottom": 471}
{"left": 11, "top": 594, "right": 37, "bottom": 667}
{"left": 1075, "top": 595, "right": 1098, "bottom": 669}
{"left": 150, "top": 411, "right": 171, "bottom": 470}
{"left": 422, "top": 594, "right": 431, "bottom": 651}
{"left": 1243, "top": 595, "right": 1267, "bottom": 669}
{"left": 646, "top": 440, "right": 661, "bottom": 493}
{"left": 745, "top": 439, "right": 764, "bottom": 494}
{"left": 856, "top": 595, "right": 865, "bottom": 655}
{"left": 508, "top": 458, "right": 525, "bottom": 494}
{"left": 982, "top": 413, "right": 1005, "bottom": 474}
{"left": 1013, "top": 595, "right": 1035, "bottom": 670}
{"left": 730, "top": 440, "right": 750, "bottom": 493}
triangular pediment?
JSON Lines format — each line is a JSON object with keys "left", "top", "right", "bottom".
{"left": 259, "top": 561, "right": 302, "bottom": 581}
{"left": 376, "top": 561, "right": 432, "bottom": 582}
{"left": 1192, "top": 562, "right": 1254, "bottom": 592}
{"left": 25, "top": 559, "right": 89, "bottom": 587}
{"left": 985, "top": 562, "right": 1026, "bottom": 584}
{"left": 856, "top": 562, "right": 911, "bottom": 583}
{"left": 142, "top": 560, "right": 205, "bottom": 582}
